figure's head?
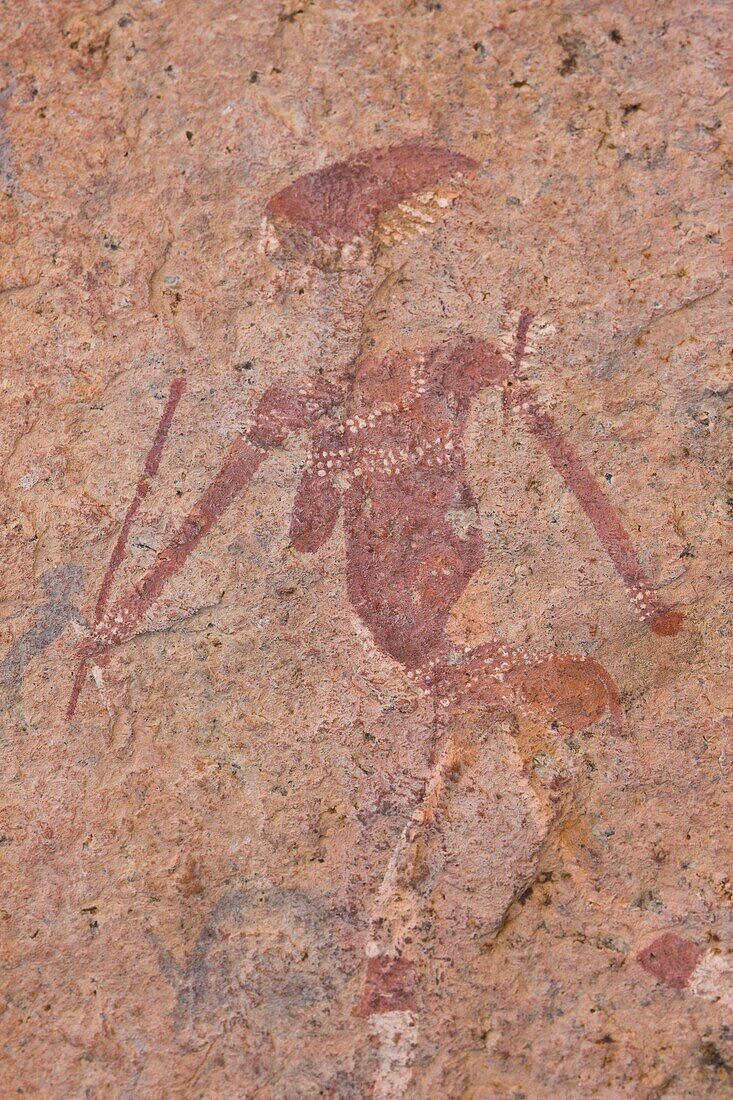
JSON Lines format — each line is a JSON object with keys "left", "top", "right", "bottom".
{"left": 262, "top": 141, "right": 478, "bottom": 275}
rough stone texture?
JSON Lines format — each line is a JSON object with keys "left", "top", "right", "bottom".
{"left": 0, "top": 2, "right": 731, "bottom": 1097}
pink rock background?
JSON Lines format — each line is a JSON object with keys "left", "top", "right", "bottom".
{"left": 0, "top": 1, "right": 731, "bottom": 1096}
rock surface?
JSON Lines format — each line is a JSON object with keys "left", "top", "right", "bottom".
{"left": 1, "top": 1, "right": 731, "bottom": 1097}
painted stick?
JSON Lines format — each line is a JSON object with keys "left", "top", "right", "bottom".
{"left": 93, "top": 377, "right": 187, "bottom": 623}
{"left": 66, "top": 378, "right": 186, "bottom": 717}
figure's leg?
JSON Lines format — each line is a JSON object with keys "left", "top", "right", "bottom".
{"left": 358, "top": 699, "right": 565, "bottom": 1097}
{"left": 357, "top": 720, "right": 453, "bottom": 1098}
{"left": 361, "top": 636, "right": 620, "bottom": 1017}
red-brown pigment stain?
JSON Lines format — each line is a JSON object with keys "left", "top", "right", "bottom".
{"left": 636, "top": 933, "right": 703, "bottom": 990}
{"left": 266, "top": 142, "right": 478, "bottom": 246}
{"left": 357, "top": 955, "right": 418, "bottom": 1017}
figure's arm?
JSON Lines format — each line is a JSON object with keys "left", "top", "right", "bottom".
{"left": 505, "top": 380, "right": 683, "bottom": 636}
{"left": 290, "top": 470, "right": 341, "bottom": 553}
{"left": 67, "top": 380, "right": 339, "bottom": 716}
{"left": 498, "top": 311, "right": 682, "bottom": 636}
{"left": 96, "top": 380, "right": 338, "bottom": 644}
{"left": 289, "top": 428, "right": 345, "bottom": 553}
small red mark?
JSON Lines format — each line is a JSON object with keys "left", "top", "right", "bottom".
{"left": 648, "top": 608, "right": 685, "bottom": 636}
{"left": 357, "top": 955, "right": 418, "bottom": 1017}
{"left": 266, "top": 142, "right": 478, "bottom": 246}
{"left": 636, "top": 933, "right": 703, "bottom": 990}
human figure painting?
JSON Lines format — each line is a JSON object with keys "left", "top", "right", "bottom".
{"left": 67, "top": 143, "right": 686, "bottom": 1098}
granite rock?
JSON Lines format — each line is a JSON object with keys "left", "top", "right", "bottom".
{"left": 0, "top": 1, "right": 731, "bottom": 1096}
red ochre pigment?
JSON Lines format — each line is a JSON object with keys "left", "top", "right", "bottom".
{"left": 266, "top": 141, "right": 478, "bottom": 246}
{"left": 636, "top": 933, "right": 703, "bottom": 990}
{"left": 71, "top": 147, "right": 681, "bottom": 737}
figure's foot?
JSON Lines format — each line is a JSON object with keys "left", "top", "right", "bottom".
{"left": 422, "top": 641, "right": 622, "bottom": 733}
{"left": 357, "top": 953, "right": 418, "bottom": 1018}
{"left": 507, "top": 651, "right": 622, "bottom": 733}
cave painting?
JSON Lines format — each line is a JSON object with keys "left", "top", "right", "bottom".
{"left": 69, "top": 143, "right": 681, "bottom": 714}
{"left": 66, "top": 142, "right": 685, "bottom": 1095}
